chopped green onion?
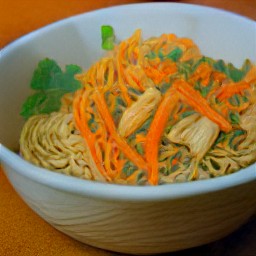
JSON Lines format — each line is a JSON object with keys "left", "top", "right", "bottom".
{"left": 229, "top": 112, "right": 240, "bottom": 125}
{"left": 167, "top": 47, "right": 183, "bottom": 62}
{"left": 101, "top": 25, "right": 115, "bottom": 50}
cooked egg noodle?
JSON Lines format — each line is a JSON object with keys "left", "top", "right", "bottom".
{"left": 20, "top": 29, "right": 256, "bottom": 185}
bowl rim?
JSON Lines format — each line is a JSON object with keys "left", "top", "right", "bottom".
{"left": 0, "top": 3, "right": 256, "bottom": 202}
{"left": 1, "top": 2, "right": 255, "bottom": 52}
{"left": 1, "top": 145, "right": 255, "bottom": 202}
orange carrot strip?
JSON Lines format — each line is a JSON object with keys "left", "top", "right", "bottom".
{"left": 212, "top": 71, "right": 227, "bottom": 83}
{"left": 135, "top": 134, "right": 146, "bottom": 143}
{"left": 216, "top": 81, "right": 250, "bottom": 101}
{"left": 93, "top": 90, "right": 149, "bottom": 172}
{"left": 144, "top": 65, "right": 166, "bottom": 84}
{"left": 111, "top": 143, "right": 125, "bottom": 172}
{"left": 117, "top": 41, "right": 132, "bottom": 106}
{"left": 73, "top": 90, "right": 111, "bottom": 181}
{"left": 105, "top": 59, "right": 115, "bottom": 89}
{"left": 172, "top": 158, "right": 178, "bottom": 166}
{"left": 161, "top": 61, "right": 178, "bottom": 75}
{"left": 190, "top": 62, "right": 212, "bottom": 86}
{"left": 225, "top": 101, "right": 250, "bottom": 113}
{"left": 167, "top": 33, "right": 177, "bottom": 41}
{"left": 125, "top": 68, "right": 145, "bottom": 91}
{"left": 145, "top": 88, "right": 179, "bottom": 185}
{"left": 173, "top": 80, "right": 232, "bottom": 133}
{"left": 104, "top": 138, "right": 116, "bottom": 178}
{"left": 126, "top": 29, "right": 141, "bottom": 64}
{"left": 153, "top": 34, "right": 168, "bottom": 51}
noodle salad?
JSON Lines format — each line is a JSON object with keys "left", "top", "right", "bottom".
{"left": 19, "top": 26, "right": 256, "bottom": 185}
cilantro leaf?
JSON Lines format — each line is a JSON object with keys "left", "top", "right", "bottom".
{"left": 101, "top": 25, "right": 115, "bottom": 50}
{"left": 20, "top": 93, "right": 47, "bottom": 119}
{"left": 20, "top": 90, "right": 65, "bottom": 120}
{"left": 31, "top": 58, "right": 62, "bottom": 90}
{"left": 60, "top": 64, "right": 82, "bottom": 91}
{"left": 20, "top": 58, "right": 82, "bottom": 119}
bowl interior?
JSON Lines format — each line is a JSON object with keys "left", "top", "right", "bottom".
{"left": 0, "top": 3, "right": 255, "bottom": 150}
{"left": 0, "top": 3, "right": 255, "bottom": 197}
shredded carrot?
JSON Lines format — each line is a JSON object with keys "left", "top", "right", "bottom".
{"left": 125, "top": 67, "right": 145, "bottom": 91}
{"left": 70, "top": 30, "right": 255, "bottom": 186}
{"left": 92, "top": 89, "right": 149, "bottom": 172}
{"left": 225, "top": 101, "right": 250, "bottom": 113}
{"left": 173, "top": 80, "right": 232, "bottom": 133}
{"left": 116, "top": 41, "right": 132, "bottom": 106}
{"left": 176, "top": 38, "right": 195, "bottom": 48}
{"left": 108, "top": 93, "right": 117, "bottom": 114}
{"left": 153, "top": 33, "right": 168, "bottom": 52}
{"left": 172, "top": 158, "right": 178, "bottom": 166}
{"left": 144, "top": 59, "right": 177, "bottom": 85}
{"left": 87, "top": 64, "right": 98, "bottom": 87}
{"left": 145, "top": 88, "right": 179, "bottom": 185}
{"left": 135, "top": 134, "right": 146, "bottom": 143}
{"left": 212, "top": 71, "right": 227, "bottom": 83}
{"left": 216, "top": 81, "right": 251, "bottom": 101}
{"left": 161, "top": 60, "right": 178, "bottom": 75}
{"left": 167, "top": 33, "right": 177, "bottom": 42}
{"left": 73, "top": 90, "right": 111, "bottom": 181}
{"left": 144, "top": 65, "right": 166, "bottom": 84}
{"left": 126, "top": 29, "right": 141, "bottom": 64}
{"left": 112, "top": 143, "right": 125, "bottom": 173}
{"left": 217, "top": 103, "right": 229, "bottom": 118}
{"left": 190, "top": 62, "right": 212, "bottom": 86}
{"left": 118, "top": 30, "right": 146, "bottom": 92}
{"left": 104, "top": 138, "right": 117, "bottom": 178}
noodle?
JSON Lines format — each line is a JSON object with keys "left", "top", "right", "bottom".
{"left": 19, "top": 29, "right": 256, "bottom": 185}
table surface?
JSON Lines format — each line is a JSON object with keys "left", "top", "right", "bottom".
{"left": 0, "top": 1, "right": 255, "bottom": 255}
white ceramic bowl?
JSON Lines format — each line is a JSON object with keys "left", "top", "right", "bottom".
{"left": 0, "top": 3, "right": 256, "bottom": 254}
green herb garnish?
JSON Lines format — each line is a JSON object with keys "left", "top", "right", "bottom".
{"left": 177, "top": 62, "right": 192, "bottom": 80}
{"left": 122, "top": 161, "right": 137, "bottom": 176}
{"left": 166, "top": 47, "right": 183, "bottom": 62}
{"left": 213, "top": 59, "right": 251, "bottom": 82}
{"left": 213, "top": 131, "right": 227, "bottom": 146}
{"left": 101, "top": 25, "right": 115, "bottom": 50}
{"left": 229, "top": 112, "right": 240, "bottom": 125}
{"left": 20, "top": 58, "right": 82, "bottom": 119}
{"left": 228, "top": 130, "right": 246, "bottom": 150}
{"left": 181, "top": 110, "right": 196, "bottom": 118}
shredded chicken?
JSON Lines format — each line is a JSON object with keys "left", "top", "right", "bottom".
{"left": 167, "top": 113, "right": 220, "bottom": 160}
{"left": 118, "top": 87, "right": 161, "bottom": 137}
{"left": 239, "top": 103, "right": 256, "bottom": 149}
